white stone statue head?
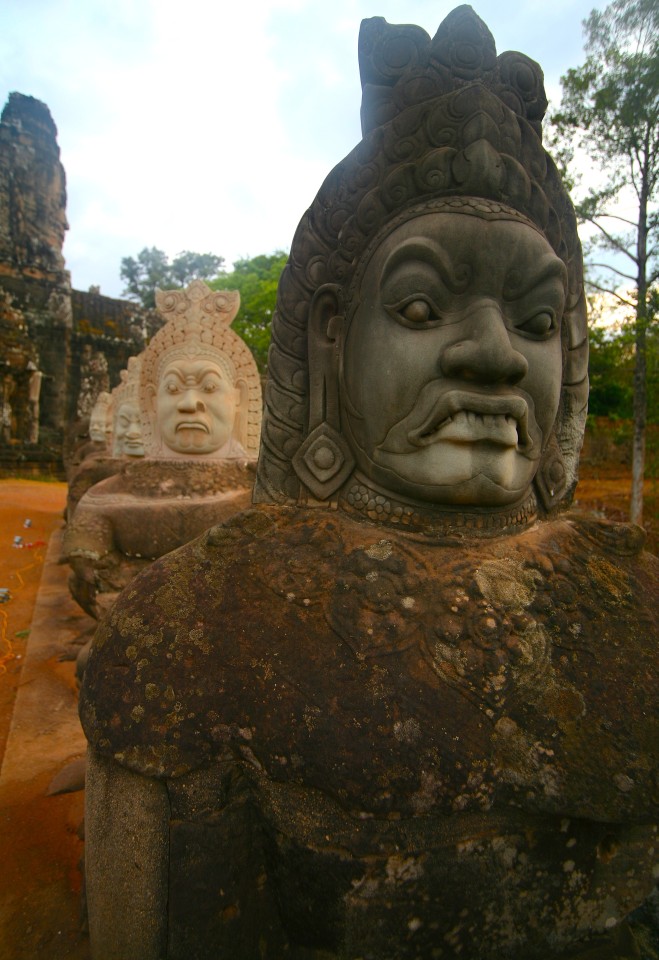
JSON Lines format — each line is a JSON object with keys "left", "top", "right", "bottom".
{"left": 140, "top": 281, "right": 262, "bottom": 460}
{"left": 89, "top": 391, "right": 112, "bottom": 445}
{"left": 111, "top": 357, "right": 145, "bottom": 458}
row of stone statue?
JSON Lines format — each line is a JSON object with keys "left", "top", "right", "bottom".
{"left": 64, "top": 280, "right": 261, "bottom": 621}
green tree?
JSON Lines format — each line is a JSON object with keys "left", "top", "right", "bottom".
{"left": 120, "top": 247, "right": 226, "bottom": 309}
{"left": 551, "top": 0, "right": 659, "bottom": 524}
{"left": 211, "top": 251, "right": 288, "bottom": 372}
{"left": 587, "top": 322, "right": 635, "bottom": 419}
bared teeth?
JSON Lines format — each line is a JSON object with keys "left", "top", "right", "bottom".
{"left": 420, "top": 410, "right": 521, "bottom": 445}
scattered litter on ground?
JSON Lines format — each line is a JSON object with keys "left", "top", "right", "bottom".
{"left": 11, "top": 537, "right": 46, "bottom": 550}
{"left": 1, "top": 539, "right": 48, "bottom": 671}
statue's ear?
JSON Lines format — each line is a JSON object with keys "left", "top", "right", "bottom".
{"left": 145, "top": 382, "right": 157, "bottom": 415}
{"left": 233, "top": 378, "right": 248, "bottom": 448}
{"left": 144, "top": 383, "right": 160, "bottom": 454}
{"left": 310, "top": 283, "right": 343, "bottom": 336}
{"left": 308, "top": 283, "right": 343, "bottom": 432}
{"left": 292, "top": 283, "right": 355, "bottom": 501}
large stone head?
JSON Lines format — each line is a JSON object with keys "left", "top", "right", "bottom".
{"left": 255, "top": 5, "right": 588, "bottom": 528}
{"left": 140, "top": 281, "right": 262, "bottom": 459}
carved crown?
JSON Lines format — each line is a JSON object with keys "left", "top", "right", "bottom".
{"left": 359, "top": 6, "right": 548, "bottom": 138}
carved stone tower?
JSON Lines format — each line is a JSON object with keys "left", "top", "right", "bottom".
{"left": 0, "top": 92, "right": 72, "bottom": 447}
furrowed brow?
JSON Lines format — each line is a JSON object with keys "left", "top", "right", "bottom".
{"left": 382, "top": 239, "right": 468, "bottom": 294}
{"left": 506, "top": 257, "right": 567, "bottom": 300}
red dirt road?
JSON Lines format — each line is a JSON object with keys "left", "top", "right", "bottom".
{"left": 0, "top": 481, "right": 89, "bottom": 960}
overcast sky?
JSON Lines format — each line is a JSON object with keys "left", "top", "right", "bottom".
{"left": 1, "top": 0, "right": 597, "bottom": 300}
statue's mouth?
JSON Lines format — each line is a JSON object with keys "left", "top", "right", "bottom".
{"left": 378, "top": 388, "right": 535, "bottom": 455}
{"left": 176, "top": 421, "right": 209, "bottom": 433}
{"left": 409, "top": 392, "right": 531, "bottom": 450}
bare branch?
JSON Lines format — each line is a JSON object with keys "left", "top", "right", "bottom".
{"left": 586, "top": 262, "right": 637, "bottom": 282}
{"left": 584, "top": 217, "right": 639, "bottom": 264}
{"left": 595, "top": 213, "right": 639, "bottom": 229}
{"left": 584, "top": 278, "right": 637, "bottom": 308}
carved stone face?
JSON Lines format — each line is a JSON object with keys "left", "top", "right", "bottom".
{"left": 156, "top": 357, "right": 239, "bottom": 456}
{"left": 114, "top": 402, "right": 145, "bottom": 458}
{"left": 89, "top": 408, "right": 108, "bottom": 444}
{"left": 340, "top": 211, "right": 566, "bottom": 506}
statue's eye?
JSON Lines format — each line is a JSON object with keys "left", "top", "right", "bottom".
{"left": 165, "top": 381, "right": 179, "bottom": 394}
{"left": 402, "top": 300, "right": 431, "bottom": 323}
{"left": 387, "top": 296, "right": 442, "bottom": 328}
{"left": 203, "top": 381, "right": 218, "bottom": 393}
{"left": 516, "top": 311, "right": 556, "bottom": 337}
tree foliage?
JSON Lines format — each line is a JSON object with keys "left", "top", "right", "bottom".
{"left": 211, "top": 251, "right": 288, "bottom": 373}
{"left": 551, "top": 0, "right": 659, "bottom": 524}
{"left": 120, "top": 247, "right": 226, "bottom": 309}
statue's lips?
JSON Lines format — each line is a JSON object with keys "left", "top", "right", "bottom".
{"left": 175, "top": 421, "right": 209, "bottom": 433}
{"left": 380, "top": 390, "right": 532, "bottom": 452}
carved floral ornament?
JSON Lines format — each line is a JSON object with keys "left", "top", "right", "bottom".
{"left": 139, "top": 280, "right": 262, "bottom": 458}
{"left": 255, "top": 5, "right": 589, "bottom": 526}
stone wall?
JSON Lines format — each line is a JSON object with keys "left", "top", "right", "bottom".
{"left": 70, "top": 289, "right": 159, "bottom": 422}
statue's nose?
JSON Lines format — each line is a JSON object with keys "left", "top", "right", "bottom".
{"left": 178, "top": 389, "right": 204, "bottom": 412}
{"left": 439, "top": 302, "right": 528, "bottom": 384}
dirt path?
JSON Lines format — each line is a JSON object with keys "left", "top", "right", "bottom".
{"left": 0, "top": 481, "right": 90, "bottom": 960}
{"left": 0, "top": 481, "right": 68, "bottom": 765}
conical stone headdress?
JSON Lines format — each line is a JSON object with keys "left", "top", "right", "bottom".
{"left": 255, "top": 5, "right": 588, "bottom": 513}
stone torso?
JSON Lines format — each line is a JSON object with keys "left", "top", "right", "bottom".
{"left": 66, "top": 453, "right": 124, "bottom": 521}
{"left": 80, "top": 506, "right": 659, "bottom": 959}
{"left": 68, "top": 458, "right": 253, "bottom": 559}
{"left": 64, "top": 458, "right": 254, "bottom": 618}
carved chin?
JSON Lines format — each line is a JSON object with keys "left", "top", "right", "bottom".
{"left": 173, "top": 436, "right": 211, "bottom": 452}
{"left": 164, "top": 424, "right": 230, "bottom": 455}
{"left": 369, "top": 444, "right": 537, "bottom": 506}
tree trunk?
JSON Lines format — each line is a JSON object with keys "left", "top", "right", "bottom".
{"left": 630, "top": 170, "right": 649, "bottom": 528}
{"left": 630, "top": 319, "right": 646, "bottom": 526}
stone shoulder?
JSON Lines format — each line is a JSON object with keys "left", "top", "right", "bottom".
{"left": 78, "top": 506, "right": 293, "bottom": 775}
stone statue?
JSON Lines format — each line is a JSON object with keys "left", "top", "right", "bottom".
{"left": 76, "top": 346, "right": 109, "bottom": 420}
{"left": 65, "top": 282, "right": 261, "bottom": 621}
{"left": 26, "top": 361, "right": 43, "bottom": 444}
{"left": 1, "top": 373, "right": 15, "bottom": 443}
{"left": 110, "top": 356, "right": 145, "bottom": 458}
{"left": 88, "top": 391, "right": 112, "bottom": 447}
{"left": 79, "top": 9, "right": 658, "bottom": 960}
{"left": 65, "top": 392, "right": 119, "bottom": 524}
{"left": 66, "top": 357, "right": 143, "bottom": 505}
